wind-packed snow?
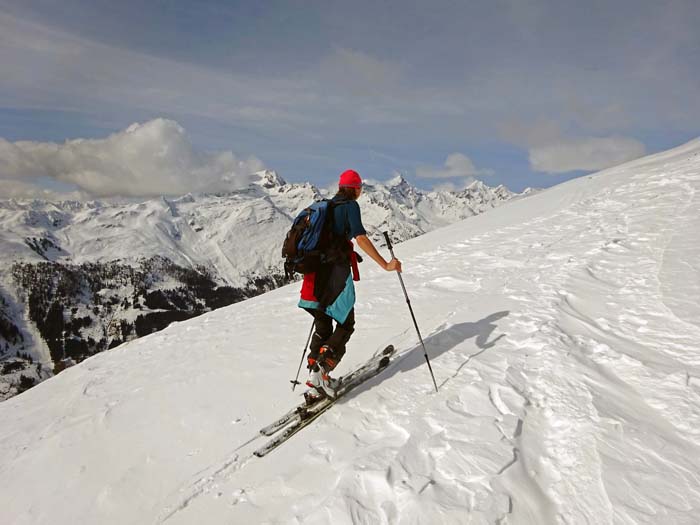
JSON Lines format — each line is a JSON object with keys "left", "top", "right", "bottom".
{"left": 1, "top": 140, "right": 699, "bottom": 524}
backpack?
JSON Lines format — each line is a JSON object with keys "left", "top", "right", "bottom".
{"left": 282, "top": 199, "right": 347, "bottom": 279}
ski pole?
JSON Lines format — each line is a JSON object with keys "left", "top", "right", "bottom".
{"left": 291, "top": 320, "right": 315, "bottom": 390}
{"left": 383, "top": 231, "right": 439, "bottom": 393}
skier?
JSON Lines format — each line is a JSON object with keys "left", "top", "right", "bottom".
{"left": 299, "top": 169, "right": 402, "bottom": 399}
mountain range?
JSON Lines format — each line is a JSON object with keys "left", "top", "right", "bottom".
{"left": 0, "top": 172, "right": 521, "bottom": 399}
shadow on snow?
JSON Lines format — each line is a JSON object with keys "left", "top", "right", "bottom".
{"left": 344, "top": 310, "right": 509, "bottom": 399}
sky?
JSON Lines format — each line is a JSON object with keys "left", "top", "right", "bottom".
{"left": 0, "top": 0, "right": 698, "bottom": 198}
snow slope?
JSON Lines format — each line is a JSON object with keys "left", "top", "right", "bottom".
{"left": 1, "top": 140, "right": 699, "bottom": 524}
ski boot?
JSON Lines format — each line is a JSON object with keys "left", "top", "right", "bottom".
{"left": 317, "top": 345, "right": 341, "bottom": 398}
{"left": 304, "top": 357, "right": 326, "bottom": 405}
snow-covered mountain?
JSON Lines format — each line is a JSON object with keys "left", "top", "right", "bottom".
{"left": 0, "top": 174, "right": 517, "bottom": 399}
{"left": 0, "top": 172, "right": 515, "bottom": 282}
{"left": 1, "top": 139, "right": 698, "bottom": 524}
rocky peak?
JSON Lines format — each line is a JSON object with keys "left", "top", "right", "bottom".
{"left": 386, "top": 173, "right": 408, "bottom": 187}
{"left": 253, "top": 170, "right": 287, "bottom": 189}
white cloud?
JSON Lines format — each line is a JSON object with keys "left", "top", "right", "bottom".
{"left": 416, "top": 153, "right": 493, "bottom": 179}
{"left": 529, "top": 136, "right": 646, "bottom": 174}
{"left": 0, "top": 119, "right": 265, "bottom": 198}
{"left": 500, "top": 120, "right": 648, "bottom": 175}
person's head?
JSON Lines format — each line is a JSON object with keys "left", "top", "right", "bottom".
{"left": 337, "top": 169, "right": 362, "bottom": 200}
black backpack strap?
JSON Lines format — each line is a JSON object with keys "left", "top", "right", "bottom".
{"left": 328, "top": 197, "right": 352, "bottom": 239}
{"left": 320, "top": 198, "right": 352, "bottom": 264}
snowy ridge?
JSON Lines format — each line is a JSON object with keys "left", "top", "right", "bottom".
{"left": 1, "top": 139, "right": 700, "bottom": 523}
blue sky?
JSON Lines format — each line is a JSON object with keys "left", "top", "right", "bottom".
{"left": 0, "top": 0, "right": 698, "bottom": 198}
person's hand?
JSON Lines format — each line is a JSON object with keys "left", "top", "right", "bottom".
{"left": 385, "top": 258, "right": 402, "bottom": 273}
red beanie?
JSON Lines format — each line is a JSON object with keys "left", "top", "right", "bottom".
{"left": 338, "top": 169, "right": 362, "bottom": 188}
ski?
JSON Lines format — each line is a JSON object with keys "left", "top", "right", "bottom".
{"left": 259, "top": 406, "right": 308, "bottom": 436}
{"left": 259, "top": 393, "right": 328, "bottom": 436}
{"left": 254, "top": 345, "right": 395, "bottom": 457}
{"left": 259, "top": 344, "right": 395, "bottom": 437}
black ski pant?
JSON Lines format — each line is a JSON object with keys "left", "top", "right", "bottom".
{"left": 306, "top": 308, "right": 355, "bottom": 369}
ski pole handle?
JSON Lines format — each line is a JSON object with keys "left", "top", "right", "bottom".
{"left": 383, "top": 231, "right": 394, "bottom": 253}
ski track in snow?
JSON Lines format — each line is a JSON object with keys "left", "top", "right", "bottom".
{"left": 1, "top": 142, "right": 700, "bottom": 524}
